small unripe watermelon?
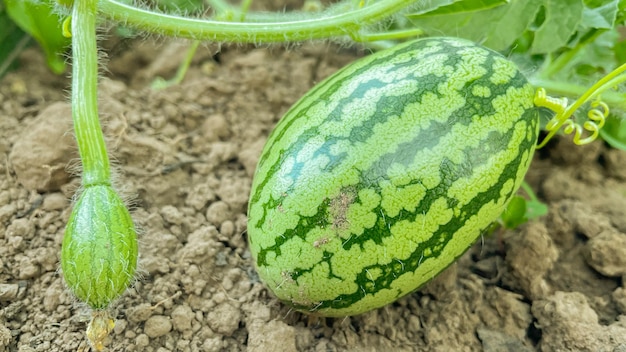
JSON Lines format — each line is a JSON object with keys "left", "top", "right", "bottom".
{"left": 62, "top": 185, "right": 138, "bottom": 309}
{"left": 247, "top": 37, "right": 539, "bottom": 317}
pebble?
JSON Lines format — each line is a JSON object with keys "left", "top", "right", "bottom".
{"left": 144, "top": 315, "right": 172, "bottom": 338}
{"left": 585, "top": 230, "right": 626, "bottom": 277}
{"left": 0, "top": 284, "right": 19, "bottom": 301}
{"left": 171, "top": 305, "right": 194, "bottom": 332}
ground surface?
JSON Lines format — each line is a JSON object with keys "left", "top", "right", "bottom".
{"left": 1, "top": 24, "right": 626, "bottom": 352}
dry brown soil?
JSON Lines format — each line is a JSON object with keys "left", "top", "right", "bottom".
{"left": 1, "top": 31, "right": 626, "bottom": 352}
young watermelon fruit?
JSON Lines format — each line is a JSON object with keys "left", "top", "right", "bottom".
{"left": 247, "top": 37, "right": 539, "bottom": 317}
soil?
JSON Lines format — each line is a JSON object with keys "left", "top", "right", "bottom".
{"left": 2, "top": 23, "right": 626, "bottom": 352}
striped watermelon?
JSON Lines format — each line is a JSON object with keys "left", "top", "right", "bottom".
{"left": 247, "top": 37, "right": 539, "bottom": 317}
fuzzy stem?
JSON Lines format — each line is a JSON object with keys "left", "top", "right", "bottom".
{"left": 98, "top": 0, "right": 415, "bottom": 42}
{"left": 73, "top": 0, "right": 111, "bottom": 186}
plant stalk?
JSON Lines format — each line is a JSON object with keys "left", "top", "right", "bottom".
{"left": 72, "top": 0, "right": 111, "bottom": 186}
{"left": 99, "top": 0, "right": 415, "bottom": 42}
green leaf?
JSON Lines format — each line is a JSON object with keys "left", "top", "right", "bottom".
{"left": 408, "top": 0, "right": 458, "bottom": 16}
{"left": 501, "top": 195, "right": 528, "bottom": 229}
{"left": 5, "top": 0, "right": 70, "bottom": 74}
{"left": 558, "top": 30, "right": 619, "bottom": 84}
{"left": 500, "top": 183, "right": 548, "bottom": 229}
{"left": 0, "top": 7, "right": 31, "bottom": 78}
{"left": 406, "top": 0, "right": 543, "bottom": 51}
{"left": 600, "top": 113, "right": 626, "bottom": 150}
{"left": 410, "top": 0, "right": 509, "bottom": 17}
{"left": 525, "top": 197, "right": 549, "bottom": 221}
{"left": 581, "top": 0, "right": 619, "bottom": 29}
{"left": 531, "top": 0, "right": 584, "bottom": 54}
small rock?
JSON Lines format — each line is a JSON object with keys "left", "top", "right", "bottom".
{"left": 127, "top": 303, "right": 153, "bottom": 323}
{"left": 18, "top": 259, "right": 39, "bottom": 280}
{"left": 206, "top": 303, "right": 241, "bottom": 336}
{"left": 6, "top": 218, "right": 34, "bottom": 240}
{"left": 171, "top": 305, "right": 194, "bottom": 332}
{"left": 612, "top": 287, "right": 626, "bottom": 314}
{"left": 135, "top": 333, "right": 150, "bottom": 347}
{"left": 247, "top": 319, "right": 297, "bottom": 352}
{"left": 202, "top": 336, "right": 224, "bottom": 350}
{"left": 41, "top": 193, "right": 68, "bottom": 211}
{"left": 113, "top": 319, "right": 127, "bottom": 335}
{"left": 220, "top": 220, "right": 235, "bottom": 237}
{"left": 160, "top": 205, "right": 184, "bottom": 225}
{"left": 43, "top": 284, "right": 61, "bottom": 312}
{"left": 532, "top": 291, "right": 626, "bottom": 351}
{"left": 215, "top": 177, "right": 250, "bottom": 212}
{"left": 477, "top": 328, "right": 533, "bottom": 352}
{"left": 0, "top": 323, "right": 11, "bottom": 349}
{"left": 201, "top": 114, "right": 231, "bottom": 142}
{"left": 206, "top": 201, "right": 231, "bottom": 226}
{"left": 503, "top": 222, "right": 558, "bottom": 299}
{"left": 143, "top": 315, "right": 172, "bottom": 338}
{"left": 0, "top": 284, "right": 19, "bottom": 301}
{"left": 562, "top": 201, "right": 613, "bottom": 239}
{"left": 0, "top": 203, "right": 17, "bottom": 228}
{"left": 585, "top": 230, "right": 626, "bottom": 277}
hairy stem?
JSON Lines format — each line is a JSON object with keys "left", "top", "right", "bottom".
{"left": 99, "top": 0, "right": 415, "bottom": 42}
{"left": 73, "top": 0, "right": 110, "bottom": 186}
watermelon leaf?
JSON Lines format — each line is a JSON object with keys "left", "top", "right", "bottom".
{"left": 0, "top": 6, "right": 30, "bottom": 78}
{"left": 581, "top": 0, "right": 619, "bottom": 29}
{"left": 407, "top": 0, "right": 543, "bottom": 51}
{"left": 5, "top": 0, "right": 70, "bottom": 74}
{"left": 409, "top": 0, "right": 509, "bottom": 17}
{"left": 500, "top": 182, "right": 548, "bottom": 229}
{"left": 501, "top": 196, "right": 528, "bottom": 229}
{"left": 600, "top": 113, "right": 626, "bottom": 151}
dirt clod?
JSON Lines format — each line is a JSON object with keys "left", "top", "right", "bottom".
{"left": 143, "top": 315, "right": 172, "bottom": 338}
{"left": 532, "top": 291, "right": 626, "bottom": 351}
{"left": 585, "top": 230, "right": 626, "bottom": 277}
{"left": 9, "top": 102, "right": 76, "bottom": 192}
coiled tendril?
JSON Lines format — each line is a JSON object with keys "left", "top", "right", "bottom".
{"left": 534, "top": 88, "right": 609, "bottom": 148}
{"left": 534, "top": 62, "right": 626, "bottom": 148}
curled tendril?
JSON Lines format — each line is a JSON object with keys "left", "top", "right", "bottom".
{"left": 534, "top": 88, "right": 609, "bottom": 148}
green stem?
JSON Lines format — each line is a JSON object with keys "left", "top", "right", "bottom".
{"left": 73, "top": 0, "right": 111, "bottom": 186}
{"left": 99, "top": 0, "right": 415, "bottom": 42}
{"left": 351, "top": 28, "right": 424, "bottom": 42}
{"left": 237, "top": 0, "right": 253, "bottom": 21}
{"left": 151, "top": 40, "right": 200, "bottom": 90}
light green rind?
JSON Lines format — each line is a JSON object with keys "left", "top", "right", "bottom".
{"left": 61, "top": 185, "right": 138, "bottom": 309}
{"left": 248, "top": 37, "right": 539, "bottom": 316}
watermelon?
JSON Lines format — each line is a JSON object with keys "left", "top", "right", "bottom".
{"left": 247, "top": 37, "right": 539, "bottom": 317}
